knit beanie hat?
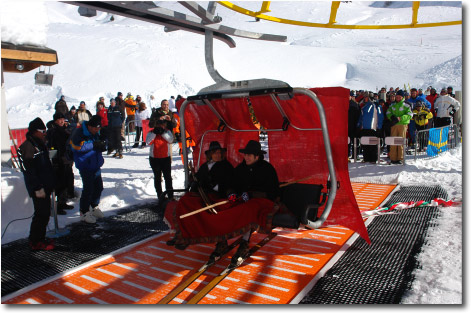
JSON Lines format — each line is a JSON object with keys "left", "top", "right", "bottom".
{"left": 28, "top": 117, "right": 46, "bottom": 132}
{"left": 53, "top": 112, "right": 65, "bottom": 121}
{"left": 88, "top": 115, "right": 102, "bottom": 128}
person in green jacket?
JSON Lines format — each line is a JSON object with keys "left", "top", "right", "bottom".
{"left": 386, "top": 90, "right": 412, "bottom": 164}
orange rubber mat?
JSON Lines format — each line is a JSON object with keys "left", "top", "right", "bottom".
{"left": 3, "top": 183, "right": 396, "bottom": 304}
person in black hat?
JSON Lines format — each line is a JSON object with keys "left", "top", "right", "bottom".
{"left": 192, "top": 141, "right": 234, "bottom": 198}
{"left": 70, "top": 115, "right": 107, "bottom": 223}
{"left": 228, "top": 139, "right": 280, "bottom": 265}
{"left": 46, "top": 112, "right": 75, "bottom": 215}
{"left": 18, "top": 118, "right": 56, "bottom": 250}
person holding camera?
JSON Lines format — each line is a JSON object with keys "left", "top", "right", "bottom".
{"left": 146, "top": 119, "right": 174, "bottom": 202}
{"left": 70, "top": 115, "right": 107, "bottom": 223}
{"left": 149, "top": 99, "right": 177, "bottom": 135}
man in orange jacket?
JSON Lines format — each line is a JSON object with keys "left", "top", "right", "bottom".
{"left": 125, "top": 92, "right": 137, "bottom": 133}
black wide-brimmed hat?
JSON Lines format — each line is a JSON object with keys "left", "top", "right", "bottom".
{"left": 239, "top": 140, "right": 266, "bottom": 155}
{"left": 205, "top": 141, "right": 227, "bottom": 154}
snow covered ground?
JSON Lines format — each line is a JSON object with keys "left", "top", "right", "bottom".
{"left": 1, "top": 1, "right": 463, "bottom": 304}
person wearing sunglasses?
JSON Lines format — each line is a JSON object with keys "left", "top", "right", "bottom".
{"left": 18, "top": 117, "right": 56, "bottom": 250}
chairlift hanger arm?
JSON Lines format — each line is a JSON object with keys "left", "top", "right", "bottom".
{"left": 178, "top": 1, "right": 222, "bottom": 24}
{"left": 64, "top": 1, "right": 286, "bottom": 46}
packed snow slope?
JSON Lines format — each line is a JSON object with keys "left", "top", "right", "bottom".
{"left": 2, "top": 1, "right": 462, "bottom": 128}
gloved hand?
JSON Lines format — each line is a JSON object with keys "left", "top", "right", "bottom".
{"left": 175, "top": 132, "right": 181, "bottom": 142}
{"left": 153, "top": 127, "right": 164, "bottom": 135}
{"left": 390, "top": 116, "right": 399, "bottom": 126}
{"left": 35, "top": 188, "right": 46, "bottom": 198}
{"left": 241, "top": 192, "right": 250, "bottom": 202}
{"left": 228, "top": 193, "right": 237, "bottom": 202}
{"left": 450, "top": 109, "right": 456, "bottom": 116}
{"left": 93, "top": 140, "right": 107, "bottom": 152}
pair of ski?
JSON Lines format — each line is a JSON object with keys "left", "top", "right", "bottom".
{"left": 158, "top": 233, "right": 277, "bottom": 304}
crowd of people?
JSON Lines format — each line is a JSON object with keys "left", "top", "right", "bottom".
{"left": 17, "top": 92, "right": 181, "bottom": 250}
{"left": 348, "top": 85, "right": 461, "bottom": 164}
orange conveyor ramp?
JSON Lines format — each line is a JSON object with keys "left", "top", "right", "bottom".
{"left": 3, "top": 183, "right": 396, "bottom": 304}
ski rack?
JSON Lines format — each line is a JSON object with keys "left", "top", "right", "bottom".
{"left": 179, "top": 83, "right": 338, "bottom": 230}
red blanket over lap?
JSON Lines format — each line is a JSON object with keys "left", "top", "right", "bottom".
{"left": 164, "top": 193, "right": 278, "bottom": 245}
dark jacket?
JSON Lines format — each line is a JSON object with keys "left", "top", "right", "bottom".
{"left": 234, "top": 158, "right": 279, "bottom": 201}
{"left": 348, "top": 99, "right": 361, "bottom": 138}
{"left": 70, "top": 121, "right": 104, "bottom": 172}
{"left": 55, "top": 100, "right": 68, "bottom": 115}
{"left": 107, "top": 105, "right": 124, "bottom": 128}
{"left": 65, "top": 110, "right": 78, "bottom": 129}
{"left": 194, "top": 159, "right": 235, "bottom": 197}
{"left": 149, "top": 108, "right": 177, "bottom": 131}
{"left": 115, "top": 96, "right": 127, "bottom": 118}
{"left": 18, "top": 133, "right": 55, "bottom": 197}
{"left": 46, "top": 120, "right": 72, "bottom": 165}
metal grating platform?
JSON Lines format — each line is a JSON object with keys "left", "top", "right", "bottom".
{"left": 299, "top": 185, "right": 448, "bottom": 304}
{"left": 2, "top": 185, "right": 448, "bottom": 303}
{"left": 1, "top": 202, "right": 168, "bottom": 297}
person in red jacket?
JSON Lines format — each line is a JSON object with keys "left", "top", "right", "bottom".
{"left": 96, "top": 101, "right": 109, "bottom": 142}
{"left": 426, "top": 88, "right": 439, "bottom": 122}
{"left": 146, "top": 119, "right": 174, "bottom": 201}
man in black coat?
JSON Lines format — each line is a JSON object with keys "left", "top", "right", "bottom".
{"left": 18, "top": 118, "right": 56, "bottom": 250}
{"left": 348, "top": 93, "right": 361, "bottom": 159}
{"left": 234, "top": 140, "right": 279, "bottom": 201}
{"left": 46, "top": 112, "right": 74, "bottom": 214}
{"left": 107, "top": 98, "right": 124, "bottom": 158}
{"left": 229, "top": 140, "right": 279, "bottom": 265}
{"left": 194, "top": 141, "right": 234, "bottom": 198}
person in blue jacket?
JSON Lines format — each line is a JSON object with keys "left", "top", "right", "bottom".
{"left": 18, "top": 117, "right": 56, "bottom": 250}
{"left": 70, "top": 115, "right": 107, "bottom": 223}
{"left": 357, "top": 92, "right": 384, "bottom": 163}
